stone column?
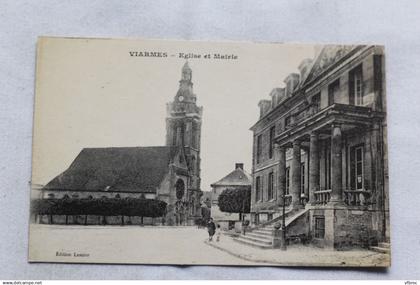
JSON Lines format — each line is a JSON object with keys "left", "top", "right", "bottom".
{"left": 276, "top": 144, "right": 286, "bottom": 203}
{"left": 309, "top": 132, "right": 320, "bottom": 204}
{"left": 364, "top": 129, "right": 373, "bottom": 192}
{"left": 291, "top": 140, "right": 301, "bottom": 208}
{"left": 330, "top": 124, "right": 344, "bottom": 204}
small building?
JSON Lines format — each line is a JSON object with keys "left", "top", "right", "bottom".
{"left": 210, "top": 163, "right": 252, "bottom": 231}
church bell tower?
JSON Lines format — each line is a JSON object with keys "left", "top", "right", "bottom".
{"left": 166, "top": 62, "right": 203, "bottom": 192}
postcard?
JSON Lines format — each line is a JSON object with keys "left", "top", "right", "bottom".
{"left": 29, "top": 37, "right": 390, "bottom": 266}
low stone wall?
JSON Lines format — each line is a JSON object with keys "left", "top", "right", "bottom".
{"left": 333, "top": 209, "right": 378, "bottom": 249}
{"left": 309, "top": 207, "right": 379, "bottom": 249}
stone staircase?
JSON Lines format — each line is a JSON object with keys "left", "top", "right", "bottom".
{"left": 370, "top": 242, "right": 390, "bottom": 254}
{"left": 233, "top": 208, "right": 308, "bottom": 249}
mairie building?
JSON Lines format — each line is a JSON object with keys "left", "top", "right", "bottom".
{"left": 37, "top": 62, "right": 203, "bottom": 226}
{"left": 239, "top": 45, "right": 389, "bottom": 250}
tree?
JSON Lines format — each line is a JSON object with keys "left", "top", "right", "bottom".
{"left": 218, "top": 188, "right": 251, "bottom": 221}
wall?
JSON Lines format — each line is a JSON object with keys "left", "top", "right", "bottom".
{"left": 309, "top": 208, "right": 378, "bottom": 249}
{"left": 251, "top": 149, "right": 308, "bottom": 213}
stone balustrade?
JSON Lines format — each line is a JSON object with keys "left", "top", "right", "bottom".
{"left": 344, "top": 189, "right": 371, "bottom": 206}
{"left": 313, "top": 189, "right": 332, "bottom": 205}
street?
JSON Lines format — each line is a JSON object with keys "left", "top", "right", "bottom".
{"left": 29, "top": 224, "right": 252, "bottom": 265}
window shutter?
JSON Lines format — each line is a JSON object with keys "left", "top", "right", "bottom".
{"left": 349, "top": 70, "right": 355, "bottom": 105}
{"left": 350, "top": 147, "right": 356, "bottom": 190}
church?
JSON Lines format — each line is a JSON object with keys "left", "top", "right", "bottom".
{"left": 38, "top": 62, "right": 203, "bottom": 226}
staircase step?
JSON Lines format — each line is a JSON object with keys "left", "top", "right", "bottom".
{"left": 245, "top": 232, "right": 273, "bottom": 240}
{"left": 253, "top": 227, "right": 273, "bottom": 233}
{"left": 378, "top": 242, "right": 390, "bottom": 248}
{"left": 234, "top": 237, "right": 272, "bottom": 249}
{"left": 253, "top": 228, "right": 273, "bottom": 234}
{"left": 237, "top": 234, "right": 272, "bottom": 245}
{"left": 370, "top": 246, "right": 390, "bottom": 254}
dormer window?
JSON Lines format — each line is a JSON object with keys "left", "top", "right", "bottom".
{"left": 284, "top": 74, "right": 300, "bottom": 97}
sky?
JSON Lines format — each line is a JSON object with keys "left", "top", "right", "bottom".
{"left": 32, "top": 37, "right": 316, "bottom": 192}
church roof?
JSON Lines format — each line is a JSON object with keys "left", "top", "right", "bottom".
{"left": 43, "top": 146, "right": 180, "bottom": 193}
{"left": 211, "top": 167, "right": 252, "bottom": 187}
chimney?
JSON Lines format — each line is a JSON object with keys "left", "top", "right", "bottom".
{"left": 235, "top": 163, "right": 244, "bottom": 170}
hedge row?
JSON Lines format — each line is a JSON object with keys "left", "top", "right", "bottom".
{"left": 31, "top": 197, "right": 167, "bottom": 218}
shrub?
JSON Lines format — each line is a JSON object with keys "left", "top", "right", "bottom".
{"left": 218, "top": 188, "right": 251, "bottom": 215}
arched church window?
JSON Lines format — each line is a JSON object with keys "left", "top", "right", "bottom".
{"left": 192, "top": 122, "right": 198, "bottom": 149}
{"left": 175, "top": 179, "right": 185, "bottom": 200}
{"left": 190, "top": 156, "right": 196, "bottom": 174}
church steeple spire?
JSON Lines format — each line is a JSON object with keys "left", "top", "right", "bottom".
{"left": 181, "top": 61, "right": 192, "bottom": 82}
{"left": 166, "top": 62, "right": 203, "bottom": 193}
{"left": 176, "top": 61, "right": 196, "bottom": 103}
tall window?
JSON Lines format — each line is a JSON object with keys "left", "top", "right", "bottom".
{"left": 328, "top": 79, "right": 340, "bottom": 106}
{"left": 325, "top": 146, "right": 331, "bottom": 189}
{"left": 354, "top": 70, "right": 363, "bottom": 105}
{"left": 350, "top": 145, "right": 364, "bottom": 190}
{"left": 269, "top": 126, "right": 275, "bottom": 159}
{"left": 285, "top": 167, "right": 290, "bottom": 195}
{"left": 285, "top": 115, "right": 292, "bottom": 128}
{"left": 349, "top": 65, "right": 363, "bottom": 106}
{"left": 301, "top": 162, "right": 305, "bottom": 195}
{"left": 311, "top": 93, "right": 321, "bottom": 113}
{"left": 314, "top": 216, "right": 325, "bottom": 239}
{"left": 256, "top": 135, "right": 262, "bottom": 164}
{"left": 255, "top": 176, "right": 261, "bottom": 202}
{"left": 268, "top": 172, "right": 274, "bottom": 200}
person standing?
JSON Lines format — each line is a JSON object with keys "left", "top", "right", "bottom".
{"left": 216, "top": 224, "right": 221, "bottom": 242}
{"left": 207, "top": 218, "right": 216, "bottom": 241}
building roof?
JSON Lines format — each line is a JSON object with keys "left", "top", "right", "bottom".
{"left": 43, "top": 146, "right": 180, "bottom": 193}
{"left": 211, "top": 167, "right": 252, "bottom": 187}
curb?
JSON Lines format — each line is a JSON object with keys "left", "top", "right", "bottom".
{"left": 204, "top": 239, "right": 389, "bottom": 267}
{"left": 204, "top": 240, "right": 278, "bottom": 265}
